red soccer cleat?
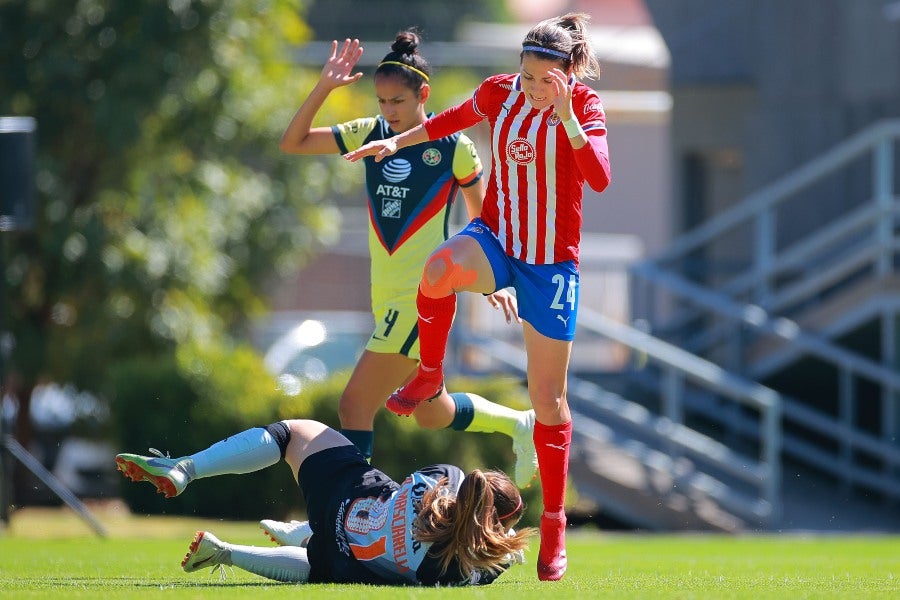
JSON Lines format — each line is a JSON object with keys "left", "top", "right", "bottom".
{"left": 537, "top": 551, "right": 568, "bottom": 581}
{"left": 537, "top": 512, "right": 568, "bottom": 581}
{"left": 385, "top": 374, "right": 444, "bottom": 416}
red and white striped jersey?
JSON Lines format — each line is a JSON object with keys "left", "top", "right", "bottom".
{"left": 425, "top": 73, "right": 610, "bottom": 265}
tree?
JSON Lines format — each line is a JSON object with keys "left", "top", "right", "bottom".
{"left": 0, "top": 0, "right": 365, "bottom": 494}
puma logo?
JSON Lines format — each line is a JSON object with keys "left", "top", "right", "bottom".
{"left": 417, "top": 312, "right": 434, "bottom": 324}
{"left": 545, "top": 443, "right": 567, "bottom": 451}
{"left": 556, "top": 315, "right": 569, "bottom": 326}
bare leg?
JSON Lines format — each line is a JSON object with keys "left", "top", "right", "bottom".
{"left": 283, "top": 419, "right": 354, "bottom": 480}
{"left": 522, "top": 322, "right": 573, "bottom": 581}
{"left": 339, "top": 350, "right": 418, "bottom": 457}
{"left": 523, "top": 322, "right": 572, "bottom": 426}
{"left": 420, "top": 235, "right": 497, "bottom": 298}
{"left": 339, "top": 350, "right": 418, "bottom": 430}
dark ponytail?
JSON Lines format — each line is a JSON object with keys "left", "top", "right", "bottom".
{"left": 375, "top": 29, "right": 432, "bottom": 92}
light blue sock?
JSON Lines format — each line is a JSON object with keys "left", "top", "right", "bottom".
{"left": 187, "top": 427, "right": 281, "bottom": 479}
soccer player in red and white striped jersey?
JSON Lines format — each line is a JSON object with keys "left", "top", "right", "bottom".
{"left": 345, "top": 13, "right": 611, "bottom": 581}
{"left": 278, "top": 33, "right": 538, "bottom": 490}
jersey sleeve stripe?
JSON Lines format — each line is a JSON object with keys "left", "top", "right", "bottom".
{"left": 332, "top": 125, "right": 349, "bottom": 155}
{"left": 457, "top": 170, "right": 483, "bottom": 187}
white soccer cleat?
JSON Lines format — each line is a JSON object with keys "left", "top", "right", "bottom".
{"left": 182, "top": 531, "right": 231, "bottom": 573}
{"left": 115, "top": 452, "right": 189, "bottom": 498}
{"left": 259, "top": 519, "right": 313, "bottom": 547}
{"left": 504, "top": 529, "right": 526, "bottom": 565}
{"left": 511, "top": 409, "right": 539, "bottom": 488}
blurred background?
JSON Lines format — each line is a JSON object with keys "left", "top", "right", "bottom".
{"left": 1, "top": 0, "right": 899, "bottom": 533}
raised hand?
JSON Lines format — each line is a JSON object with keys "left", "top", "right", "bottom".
{"left": 321, "top": 39, "right": 364, "bottom": 90}
{"left": 549, "top": 67, "right": 574, "bottom": 121}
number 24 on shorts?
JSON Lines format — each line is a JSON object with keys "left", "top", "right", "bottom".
{"left": 550, "top": 273, "right": 577, "bottom": 310}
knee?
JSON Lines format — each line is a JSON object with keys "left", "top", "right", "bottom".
{"left": 282, "top": 419, "right": 324, "bottom": 475}
{"left": 419, "top": 247, "right": 477, "bottom": 298}
{"left": 420, "top": 252, "right": 450, "bottom": 298}
{"left": 530, "top": 389, "right": 567, "bottom": 421}
{"left": 283, "top": 419, "right": 309, "bottom": 437}
{"left": 421, "top": 255, "right": 445, "bottom": 291}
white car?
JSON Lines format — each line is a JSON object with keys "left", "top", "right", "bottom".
{"left": 254, "top": 311, "right": 373, "bottom": 395}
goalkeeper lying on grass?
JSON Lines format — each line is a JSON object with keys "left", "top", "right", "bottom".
{"left": 116, "top": 418, "right": 533, "bottom": 586}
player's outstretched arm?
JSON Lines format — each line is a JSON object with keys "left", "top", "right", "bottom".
{"left": 343, "top": 123, "right": 429, "bottom": 163}
{"left": 280, "top": 39, "right": 364, "bottom": 155}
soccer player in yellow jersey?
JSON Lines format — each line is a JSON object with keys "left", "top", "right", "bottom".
{"left": 278, "top": 33, "right": 537, "bottom": 488}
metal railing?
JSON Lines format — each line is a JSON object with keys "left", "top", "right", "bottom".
{"left": 453, "top": 120, "right": 900, "bottom": 527}
{"left": 455, "top": 305, "right": 782, "bottom": 525}
{"left": 630, "top": 119, "right": 900, "bottom": 497}
{"left": 634, "top": 120, "right": 898, "bottom": 346}
{"left": 577, "top": 309, "right": 782, "bottom": 519}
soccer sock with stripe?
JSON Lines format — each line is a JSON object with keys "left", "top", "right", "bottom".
{"left": 533, "top": 420, "right": 572, "bottom": 560}
{"left": 448, "top": 392, "right": 520, "bottom": 436}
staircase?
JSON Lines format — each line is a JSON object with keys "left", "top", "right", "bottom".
{"left": 454, "top": 119, "right": 900, "bottom": 531}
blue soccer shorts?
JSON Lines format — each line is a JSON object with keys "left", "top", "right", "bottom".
{"left": 457, "top": 218, "right": 579, "bottom": 341}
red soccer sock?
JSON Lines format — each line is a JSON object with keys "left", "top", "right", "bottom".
{"left": 415, "top": 287, "right": 456, "bottom": 378}
{"left": 534, "top": 420, "right": 572, "bottom": 562}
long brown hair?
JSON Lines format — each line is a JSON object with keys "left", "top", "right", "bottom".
{"left": 413, "top": 469, "right": 535, "bottom": 578}
{"left": 521, "top": 12, "right": 601, "bottom": 80}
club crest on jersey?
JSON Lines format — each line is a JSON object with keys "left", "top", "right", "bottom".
{"left": 507, "top": 139, "right": 535, "bottom": 165}
{"left": 421, "top": 147, "right": 442, "bottom": 166}
{"left": 382, "top": 158, "right": 412, "bottom": 183}
{"left": 547, "top": 112, "right": 561, "bottom": 127}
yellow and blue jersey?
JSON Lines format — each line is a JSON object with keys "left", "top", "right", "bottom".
{"left": 332, "top": 115, "right": 482, "bottom": 358}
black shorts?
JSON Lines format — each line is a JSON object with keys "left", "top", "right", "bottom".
{"left": 297, "top": 444, "right": 398, "bottom": 584}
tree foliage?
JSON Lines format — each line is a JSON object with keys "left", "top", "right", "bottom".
{"left": 0, "top": 1, "right": 366, "bottom": 442}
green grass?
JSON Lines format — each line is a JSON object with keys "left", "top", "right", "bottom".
{"left": 0, "top": 506, "right": 898, "bottom": 599}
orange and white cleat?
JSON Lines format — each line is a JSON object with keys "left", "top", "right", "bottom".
{"left": 115, "top": 451, "right": 189, "bottom": 498}
{"left": 182, "top": 531, "right": 231, "bottom": 573}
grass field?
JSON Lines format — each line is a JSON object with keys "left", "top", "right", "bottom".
{"left": 0, "top": 505, "right": 898, "bottom": 599}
